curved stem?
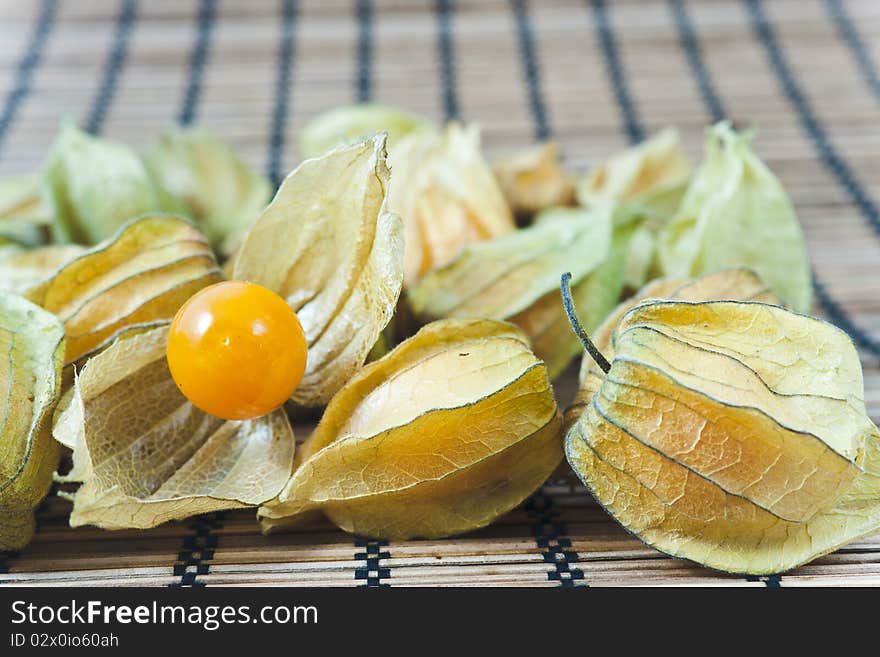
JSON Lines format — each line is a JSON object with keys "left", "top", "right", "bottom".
{"left": 560, "top": 272, "right": 611, "bottom": 374}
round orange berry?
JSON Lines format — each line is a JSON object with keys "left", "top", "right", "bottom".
{"left": 166, "top": 281, "right": 307, "bottom": 420}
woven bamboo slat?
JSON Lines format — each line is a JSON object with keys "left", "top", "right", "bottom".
{"left": 2, "top": 0, "right": 880, "bottom": 587}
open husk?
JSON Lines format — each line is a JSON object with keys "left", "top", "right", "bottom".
{"left": 232, "top": 135, "right": 404, "bottom": 407}
{"left": 52, "top": 324, "right": 296, "bottom": 530}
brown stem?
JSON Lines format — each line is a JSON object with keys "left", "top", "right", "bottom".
{"left": 560, "top": 272, "right": 611, "bottom": 374}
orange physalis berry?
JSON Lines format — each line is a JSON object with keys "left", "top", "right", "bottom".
{"left": 167, "top": 281, "right": 307, "bottom": 420}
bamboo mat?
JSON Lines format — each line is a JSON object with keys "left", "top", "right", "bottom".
{"left": 2, "top": 0, "right": 880, "bottom": 587}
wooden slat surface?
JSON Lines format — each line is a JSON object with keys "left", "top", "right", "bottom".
{"left": 2, "top": 0, "right": 880, "bottom": 587}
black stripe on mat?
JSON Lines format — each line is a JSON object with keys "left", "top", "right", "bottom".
{"left": 85, "top": 0, "right": 138, "bottom": 135}
{"left": 164, "top": 0, "right": 226, "bottom": 589}
{"left": 813, "top": 278, "right": 880, "bottom": 355}
{"left": 588, "top": 0, "right": 643, "bottom": 144}
{"left": 178, "top": 0, "right": 217, "bottom": 126}
{"left": 509, "top": 4, "right": 585, "bottom": 587}
{"left": 349, "top": 1, "right": 393, "bottom": 588}
{"left": 170, "top": 512, "right": 224, "bottom": 587}
{"left": 747, "top": 574, "right": 782, "bottom": 588}
{"left": 823, "top": 0, "right": 880, "bottom": 103}
{"left": 591, "top": 0, "right": 790, "bottom": 588}
{"left": 669, "top": 0, "right": 726, "bottom": 123}
{"left": 354, "top": 538, "right": 390, "bottom": 587}
{"left": 740, "top": 0, "right": 880, "bottom": 359}
{"left": 525, "top": 493, "right": 586, "bottom": 587}
{"left": 268, "top": 0, "right": 298, "bottom": 188}
{"left": 355, "top": 0, "right": 373, "bottom": 102}
{"left": 0, "top": 0, "right": 58, "bottom": 160}
{"left": 511, "top": 0, "right": 550, "bottom": 141}
{"left": 744, "top": 0, "right": 880, "bottom": 239}
{"left": 435, "top": 0, "right": 460, "bottom": 121}
{"left": 671, "top": 1, "right": 880, "bottom": 358}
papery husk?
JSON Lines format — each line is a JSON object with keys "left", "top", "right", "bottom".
{"left": 0, "top": 174, "right": 49, "bottom": 222}
{"left": 25, "top": 214, "right": 221, "bottom": 365}
{"left": 52, "top": 323, "right": 296, "bottom": 530}
{"left": 657, "top": 122, "right": 812, "bottom": 312}
{"left": 493, "top": 142, "right": 575, "bottom": 220}
{"left": 565, "top": 278, "right": 880, "bottom": 574}
{"left": 0, "top": 240, "right": 24, "bottom": 262}
{"left": 620, "top": 223, "right": 656, "bottom": 291}
{"left": 0, "top": 292, "right": 64, "bottom": 550}
{"left": 259, "top": 319, "right": 562, "bottom": 540}
{"left": 567, "top": 269, "right": 780, "bottom": 429}
{"left": 143, "top": 126, "right": 272, "bottom": 256}
{"left": 299, "top": 103, "right": 434, "bottom": 160}
{"left": 0, "top": 173, "right": 50, "bottom": 246}
{"left": 43, "top": 122, "right": 185, "bottom": 245}
{"left": 0, "top": 244, "right": 85, "bottom": 294}
{"left": 577, "top": 129, "right": 691, "bottom": 220}
{"left": 232, "top": 135, "right": 404, "bottom": 407}
{"left": 388, "top": 123, "right": 515, "bottom": 287}
{"left": 410, "top": 205, "right": 630, "bottom": 378}
{"left": 577, "top": 130, "right": 692, "bottom": 291}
